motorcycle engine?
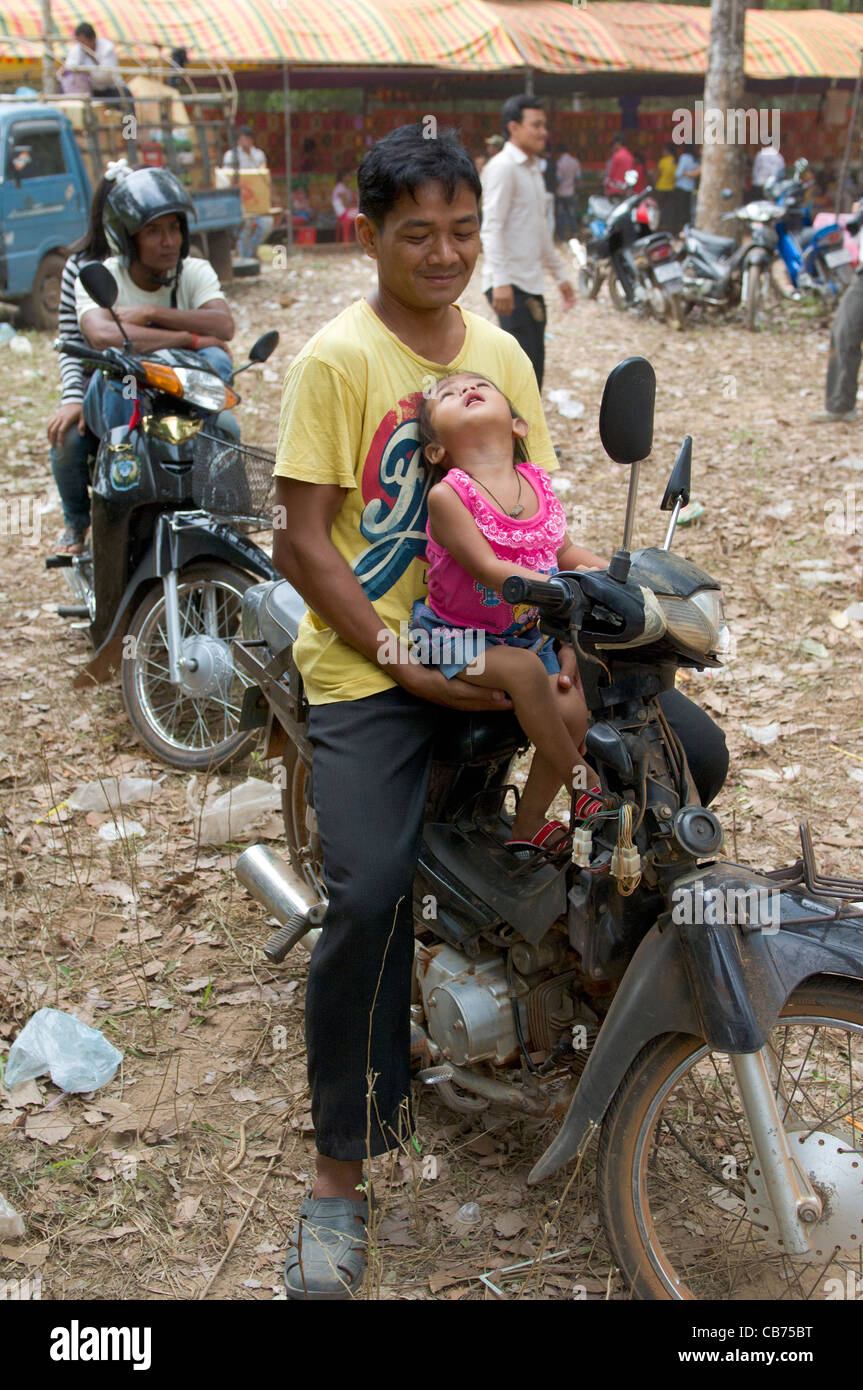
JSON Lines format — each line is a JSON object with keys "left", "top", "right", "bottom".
{"left": 416, "top": 939, "right": 576, "bottom": 1067}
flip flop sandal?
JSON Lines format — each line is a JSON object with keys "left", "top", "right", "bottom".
{"left": 505, "top": 818, "right": 570, "bottom": 856}
{"left": 284, "top": 1194, "right": 369, "bottom": 1301}
{"left": 53, "top": 527, "right": 88, "bottom": 556}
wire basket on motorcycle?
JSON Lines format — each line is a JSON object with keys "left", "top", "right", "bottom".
{"left": 190, "top": 430, "right": 275, "bottom": 526}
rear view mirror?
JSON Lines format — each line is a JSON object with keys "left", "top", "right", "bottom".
{"left": 661, "top": 436, "right": 692, "bottom": 510}
{"left": 599, "top": 357, "right": 656, "bottom": 466}
{"left": 249, "top": 330, "right": 279, "bottom": 363}
{"left": 80, "top": 262, "right": 119, "bottom": 310}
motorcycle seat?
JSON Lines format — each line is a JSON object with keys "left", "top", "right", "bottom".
{"left": 799, "top": 226, "right": 817, "bottom": 249}
{"left": 241, "top": 578, "right": 306, "bottom": 653}
{"left": 432, "top": 709, "right": 528, "bottom": 767}
{"left": 688, "top": 229, "right": 736, "bottom": 257}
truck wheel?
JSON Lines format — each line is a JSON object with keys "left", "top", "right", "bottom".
{"left": 208, "top": 229, "right": 233, "bottom": 284}
{"left": 19, "top": 252, "right": 65, "bottom": 331}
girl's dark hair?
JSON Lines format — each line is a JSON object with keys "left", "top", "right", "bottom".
{"left": 65, "top": 172, "right": 113, "bottom": 260}
{"left": 358, "top": 123, "right": 481, "bottom": 227}
{"left": 417, "top": 376, "right": 529, "bottom": 480}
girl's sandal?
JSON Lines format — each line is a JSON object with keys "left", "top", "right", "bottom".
{"left": 505, "top": 818, "right": 570, "bottom": 856}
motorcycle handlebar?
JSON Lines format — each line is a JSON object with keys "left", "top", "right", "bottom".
{"left": 56, "top": 339, "right": 113, "bottom": 367}
{"left": 502, "top": 574, "right": 576, "bottom": 612}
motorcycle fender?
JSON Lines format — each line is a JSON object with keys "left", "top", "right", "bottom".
{"left": 76, "top": 528, "right": 277, "bottom": 685}
{"left": 744, "top": 246, "right": 772, "bottom": 268}
{"left": 528, "top": 871, "right": 863, "bottom": 1185}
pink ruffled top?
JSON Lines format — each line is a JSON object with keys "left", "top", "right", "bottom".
{"left": 425, "top": 462, "right": 567, "bottom": 635}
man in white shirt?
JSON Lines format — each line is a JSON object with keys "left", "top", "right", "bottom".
{"left": 64, "top": 23, "right": 123, "bottom": 97}
{"left": 222, "top": 127, "right": 273, "bottom": 259}
{"left": 480, "top": 95, "right": 575, "bottom": 388}
{"left": 751, "top": 144, "right": 785, "bottom": 199}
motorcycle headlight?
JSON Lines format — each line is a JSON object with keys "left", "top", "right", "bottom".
{"left": 139, "top": 362, "right": 239, "bottom": 412}
{"left": 174, "top": 368, "right": 235, "bottom": 411}
{"left": 657, "top": 593, "right": 719, "bottom": 656}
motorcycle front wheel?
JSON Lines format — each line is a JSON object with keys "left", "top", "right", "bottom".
{"left": 608, "top": 275, "right": 630, "bottom": 311}
{"left": 744, "top": 263, "right": 767, "bottom": 331}
{"left": 597, "top": 977, "right": 863, "bottom": 1300}
{"left": 121, "top": 563, "right": 259, "bottom": 770}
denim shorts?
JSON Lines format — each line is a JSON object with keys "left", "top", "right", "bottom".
{"left": 410, "top": 600, "right": 560, "bottom": 679}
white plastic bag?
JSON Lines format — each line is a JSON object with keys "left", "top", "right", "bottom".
{"left": 68, "top": 776, "right": 163, "bottom": 812}
{"left": 4, "top": 1008, "right": 123, "bottom": 1093}
{"left": 191, "top": 776, "right": 282, "bottom": 844}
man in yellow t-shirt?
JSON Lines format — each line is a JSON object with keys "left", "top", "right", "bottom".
{"left": 273, "top": 123, "right": 585, "bottom": 1301}
{"left": 272, "top": 123, "right": 727, "bottom": 1300}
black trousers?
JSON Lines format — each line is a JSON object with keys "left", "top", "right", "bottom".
{"left": 305, "top": 684, "right": 728, "bottom": 1160}
{"left": 486, "top": 285, "right": 546, "bottom": 389}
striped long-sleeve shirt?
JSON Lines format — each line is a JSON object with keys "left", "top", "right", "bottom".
{"left": 57, "top": 252, "right": 95, "bottom": 404}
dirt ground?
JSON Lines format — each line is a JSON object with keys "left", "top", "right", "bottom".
{"left": 1, "top": 249, "right": 862, "bottom": 1304}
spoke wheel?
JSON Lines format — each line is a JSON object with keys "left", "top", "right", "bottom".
{"left": 608, "top": 274, "right": 630, "bottom": 311}
{"left": 598, "top": 977, "right": 863, "bottom": 1300}
{"left": 121, "top": 563, "right": 258, "bottom": 769}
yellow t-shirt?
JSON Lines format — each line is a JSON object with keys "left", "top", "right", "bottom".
{"left": 655, "top": 156, "right": 677, "bottom": 193}
{"left": 273, "top": 298, "right": 557, "bottom": 705}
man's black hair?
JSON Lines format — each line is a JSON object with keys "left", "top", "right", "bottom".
{"left": 357, "top": 123, "right": 481, "bottom": 227}
{"left": 238, "top": 125, "right": 255, "bottom": 139}
{"left": 74, "top": 22, "right": 96, "bottom": 43}
{"left": 501, "top": 94, "right": 544, "bottom": 140}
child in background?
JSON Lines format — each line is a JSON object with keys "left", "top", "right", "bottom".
{"left": 412, "top": 371, "right": 606, "bottom": 852}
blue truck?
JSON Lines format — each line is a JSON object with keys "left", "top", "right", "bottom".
{"left": 0, "top": 100, "right": 243, "bottom": 329}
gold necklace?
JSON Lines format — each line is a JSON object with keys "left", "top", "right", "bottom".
{"left": 473, "top": 468, "right": 524, "bottom": 517}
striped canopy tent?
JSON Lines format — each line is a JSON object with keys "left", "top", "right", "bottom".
{"left": 745, "top": 9, "right": 863, "bottom": 82}
{"left": 581, "top": 3, "right": 710, "bottom": 77}
{"left": 486, "top": 2, "right": 632, "bottom": 76}
{"left": 0, "top": 0, "right": 524, "bottom": 71}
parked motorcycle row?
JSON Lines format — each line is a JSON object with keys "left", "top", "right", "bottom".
{"left": 571, "top": 158, "right": 853, "bottom": 331}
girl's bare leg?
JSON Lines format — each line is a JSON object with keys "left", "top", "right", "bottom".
{"left": 511, "top": 678, "right": 595, "bottom": 840}
{"left": 460, "top": 649, "right": 581, "bottom": 838}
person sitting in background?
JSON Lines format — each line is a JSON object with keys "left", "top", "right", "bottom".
{"left": 655, "top": 141, "right": 677, "bottom": 230}
{"left": 62, "top": 23, "right": 124, "bottom": 100}
{"left": 332, "top": 172, "right": 359, "bottom": 241}
{"left": 222, "top": 127, "right": 273, "bottom": 260}
{"left": 555, "top": 144, "right": 581, "bottom": 241}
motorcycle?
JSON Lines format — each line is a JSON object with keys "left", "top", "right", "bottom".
{"left": 571, "top": 172, "right": 686, "bottom": 327}
{"left": 678, "top": 195, "right": 777, "bottom": 331}
{"left": 49, "top": 261, "right": 280, "bottom": 769}
{"left": 766, "top": 158, "right": 853, "bottom": 302}
{"left": 233, "top": 356, "right": 863, "bottom": 1300}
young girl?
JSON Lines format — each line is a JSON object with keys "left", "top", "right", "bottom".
{"left": 412, "top": 371, "right": 607, "bottom": 852}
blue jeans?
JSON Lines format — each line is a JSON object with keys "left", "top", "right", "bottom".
{"left": 237, "top": 215, "right": 274, "bottom": 259}
{"left": 50, "top": 417, "right": 97, "bottom": 532}
{"left": 83, "top": 346, "right": 239, "bottom": 441}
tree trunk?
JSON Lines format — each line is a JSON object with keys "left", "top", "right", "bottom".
{"left": 696, "top": 0, "right": 746, "bottom": 235}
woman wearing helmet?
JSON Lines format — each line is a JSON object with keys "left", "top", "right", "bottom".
{"left": 75, "top": 167, "right": 236, "bottom": 439}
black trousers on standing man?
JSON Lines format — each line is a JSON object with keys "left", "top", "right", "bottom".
{"left": 486, "top": 285, "right": 547, "bottom": 389}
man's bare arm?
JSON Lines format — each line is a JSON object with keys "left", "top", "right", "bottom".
{"left": 272, "top": 476, "right": 512, "bottom": 712}
{"left": 142, "top": 298, "right": 234, "bottom": 342}
{"left": 80, "top": 308, "right": 196, "bottom": 352}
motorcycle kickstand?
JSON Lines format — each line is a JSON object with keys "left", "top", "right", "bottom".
{"left": 727, "top": 1048, "right": 822, "bottom": 1255}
